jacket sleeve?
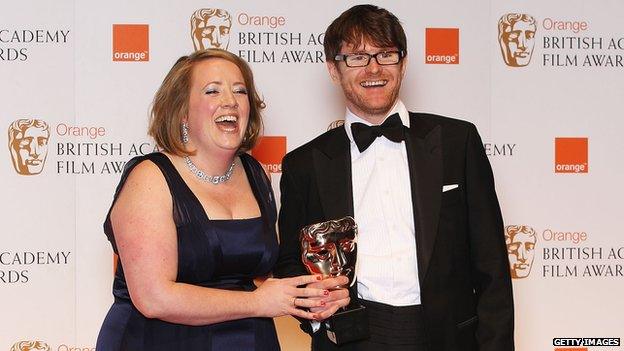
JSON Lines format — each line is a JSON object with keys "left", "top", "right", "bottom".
{"left": 464, "top": 124, "right": 515, "bottom": 351}
{"left": 274, "top": 154, "right": 309, "bottom": 279}
{"left": 273, "top": 154, "right": 316, "bottom": 335}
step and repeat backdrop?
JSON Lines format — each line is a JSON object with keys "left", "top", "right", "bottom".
{"left": 2, "top": 0, "right": 623, "bottom": 350}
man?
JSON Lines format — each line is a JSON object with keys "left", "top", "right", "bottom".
{"left": 498, "top": 13, "right": 537, "bottom": 67}
{"left": 275, "top": 4, "right": 514, "bottom": 351}
{"left": 505, "top": 225, "right": 537, "bottom": 279}
{"left": 8, "top": 118, "right": 50, "bottom": 175}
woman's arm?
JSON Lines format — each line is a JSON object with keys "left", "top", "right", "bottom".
{"left": 111, "top": 160, "right": 326, "bottom": 325}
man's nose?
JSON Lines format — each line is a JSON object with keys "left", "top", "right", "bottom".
{"left": 328, "top": 244, "right": 341, "bottom": 266}
{"left": 365, "top": 57, "right": 381, "bottom": 74}
{"left": 517, "top": 35, "right": 527, "bottom": 50}
{"left": 335, "top": 248, "right": 346, "bottom": 268}
{"left": 517, "top": 246, "right": 527, "bottom": 261}
{"left": 213, "top": 33, "right": 222, "bottom": 46}
{"left": 29, "top": 140, "right": 40, "bottom": 157}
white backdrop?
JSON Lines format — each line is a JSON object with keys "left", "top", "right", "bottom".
{"left": 2, "top": 1, "right": 623, "bottom": 350}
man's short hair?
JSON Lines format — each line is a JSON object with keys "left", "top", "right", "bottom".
{"left": 8, "top": 119, "right": 49, "bottom": 145}
{"left": 11, "top": 341, "right": 50, "bottom": 351}
{"left": 498, "top": 13, "right": 536, "bottom": 40}
{"left": 505, "top": 225, "right": 536, "bottom": 242}
{"left": 191, "top": 8, "right": 230, "bottom": 23}
{"left": 324, "top": 4, "right": 407, "bottom": 62}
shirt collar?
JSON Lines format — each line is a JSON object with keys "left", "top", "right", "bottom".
{"left": 344, "top": 99, "right": 410, "bottom": 146}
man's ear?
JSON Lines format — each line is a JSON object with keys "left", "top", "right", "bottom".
{"left": 400, "top": 55, "right": 408, "bottom": 79}
{"left": 326, "top": 61, "right": 341, "bottom": 84}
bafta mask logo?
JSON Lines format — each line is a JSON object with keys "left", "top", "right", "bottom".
{"left": 498, "top": 13, "right": 537, "bottom": 67}
{"left": 8, "top": 119, "right": 50, "bottom": 175}
{"left": 10, "top": 341, "right": 51, "bottom": 351}
{"left": 190, "top": 8, "right": 232, "bottom": 51}
{"left": 327, "top": 120, "right": 345, "bottom": 131}
{"left": 505, "top": 225, "right": 537, "bottom": 279}
{"left": 301, "top": 217, "right": 358, "bottom": 285}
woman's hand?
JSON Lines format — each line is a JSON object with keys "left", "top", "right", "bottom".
{"left": 252, "top": 275, "right": 329, "bottom": 320}
{"left": 306, "top": 276, "right": 351, "bottom": 321}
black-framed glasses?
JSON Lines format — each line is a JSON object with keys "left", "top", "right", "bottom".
{"left": 334, "top": 50, "right": 406, "bottom": 67}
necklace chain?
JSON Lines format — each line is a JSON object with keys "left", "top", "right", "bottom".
{"left": 184, "top": 156, "right": 235, "bottom": 185}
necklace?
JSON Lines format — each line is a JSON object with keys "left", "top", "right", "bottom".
{"left": 184, "top": 156, "right": 235, "bottom": 185}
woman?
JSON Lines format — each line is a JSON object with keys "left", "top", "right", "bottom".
{"left": 96, "top": 49, "right": 346, "bottom": 350}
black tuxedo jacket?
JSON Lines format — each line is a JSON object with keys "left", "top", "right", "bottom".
{"left": 274, "top": 112, "right": 514, "bottom": 351}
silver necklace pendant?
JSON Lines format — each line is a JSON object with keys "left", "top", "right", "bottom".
{"left": 184, "top": 156, "right": 235, "bottom": 185}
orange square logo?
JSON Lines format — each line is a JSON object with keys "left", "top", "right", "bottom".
{"left": 251, "top": 136, "right": 286, "bottom": 173}
{"left": 112, "top": 24, "right": 149, "bottom": 62}
{"left": 555, "top": 137, "right": 588, "bottom": 173}
{"left": 425, "top": 28, "right": 459, "bottom": 64}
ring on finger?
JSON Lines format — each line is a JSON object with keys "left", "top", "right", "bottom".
{"left": 293, "top": 297, "right": 298, "bottom": 307}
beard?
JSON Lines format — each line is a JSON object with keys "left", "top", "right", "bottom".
{"left": 338, "top": 71, "right": 402, "bottom": 120}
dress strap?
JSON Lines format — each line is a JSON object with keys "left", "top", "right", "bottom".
{"left": 240, "top": 153, "right": 277, "bottom": 224}
{"left": 240, "top": 153, "right": 279, "bottom": 276}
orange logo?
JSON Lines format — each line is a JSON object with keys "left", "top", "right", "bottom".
{"left": 327, "top": 120, "right": 345, "bottom": 131}
{"left": 555, "top": 137, "right": 588, "bottom": 173}
{"left": 191, "top": 9, "right": 232, "bottom": 51}
{"left": 10, "top": 341, "right": 50, "bottom": 351}
{"left": 8, "top": 119, "right": 50, "bottom": 175}
{"left": 112, "top": 24, "right": 149, "bottom": 62}
{"left": 250, "top": 136, "right": 286, "bottom": 174}
{"left": 425, "top": 28, "right": 459, "bottom": 64}
{"left": 498, "top": 13, "right": 537, "bottom": 67}
{"left": 505, "top": 225, "right": 537, "bottom": 279}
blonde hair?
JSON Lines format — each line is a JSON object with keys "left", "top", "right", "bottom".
{"left": 149, "top": 49, "right": 264, "bottom": 155}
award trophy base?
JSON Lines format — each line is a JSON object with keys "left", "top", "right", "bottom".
{"left": 324, "top": 304, "right": 369, "bottom": 345}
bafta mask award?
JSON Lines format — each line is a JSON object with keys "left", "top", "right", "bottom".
{"left": 300, "top": 217, "right": 369, "bottom": 345}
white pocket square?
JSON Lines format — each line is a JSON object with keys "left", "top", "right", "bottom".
{"left": 442, "top": 184, "right": 459, "bottom": 192}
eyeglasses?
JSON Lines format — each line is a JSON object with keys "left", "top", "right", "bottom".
{"left": 334, "top": 50, "right": 406, "bottom": 67}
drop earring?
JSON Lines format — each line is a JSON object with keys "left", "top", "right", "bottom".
{"left": 181, "top": 122, "right": 189, "bottom": 144}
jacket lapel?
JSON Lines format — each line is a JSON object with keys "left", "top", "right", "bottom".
{"left": 405, "top": 114, "right": 442, "bottom": 285}
{"left": 313, "top": 128, "right": 354, "bottom": 219}
{"left": 312, "top": 118, "right": 442, "bottom": 286}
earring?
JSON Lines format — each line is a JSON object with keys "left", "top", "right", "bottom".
{"left": 181, "top": 122, "right": 189, "bottom": 144}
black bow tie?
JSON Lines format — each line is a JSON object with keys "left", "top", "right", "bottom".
{"left": 350, "top": 113, "right": 406, "bottom": 153}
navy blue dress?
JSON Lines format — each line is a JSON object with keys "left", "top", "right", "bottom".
{"left": 97, "top": 152, "right": 281, "bottom": 351}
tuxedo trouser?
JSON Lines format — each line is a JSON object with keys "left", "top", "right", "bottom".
{"left": 312, "top": 299, "right": 428, "bottom": 351}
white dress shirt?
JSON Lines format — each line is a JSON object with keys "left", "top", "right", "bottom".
{"left": 344, "top": 100, "right": 421, "bottom": 306}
